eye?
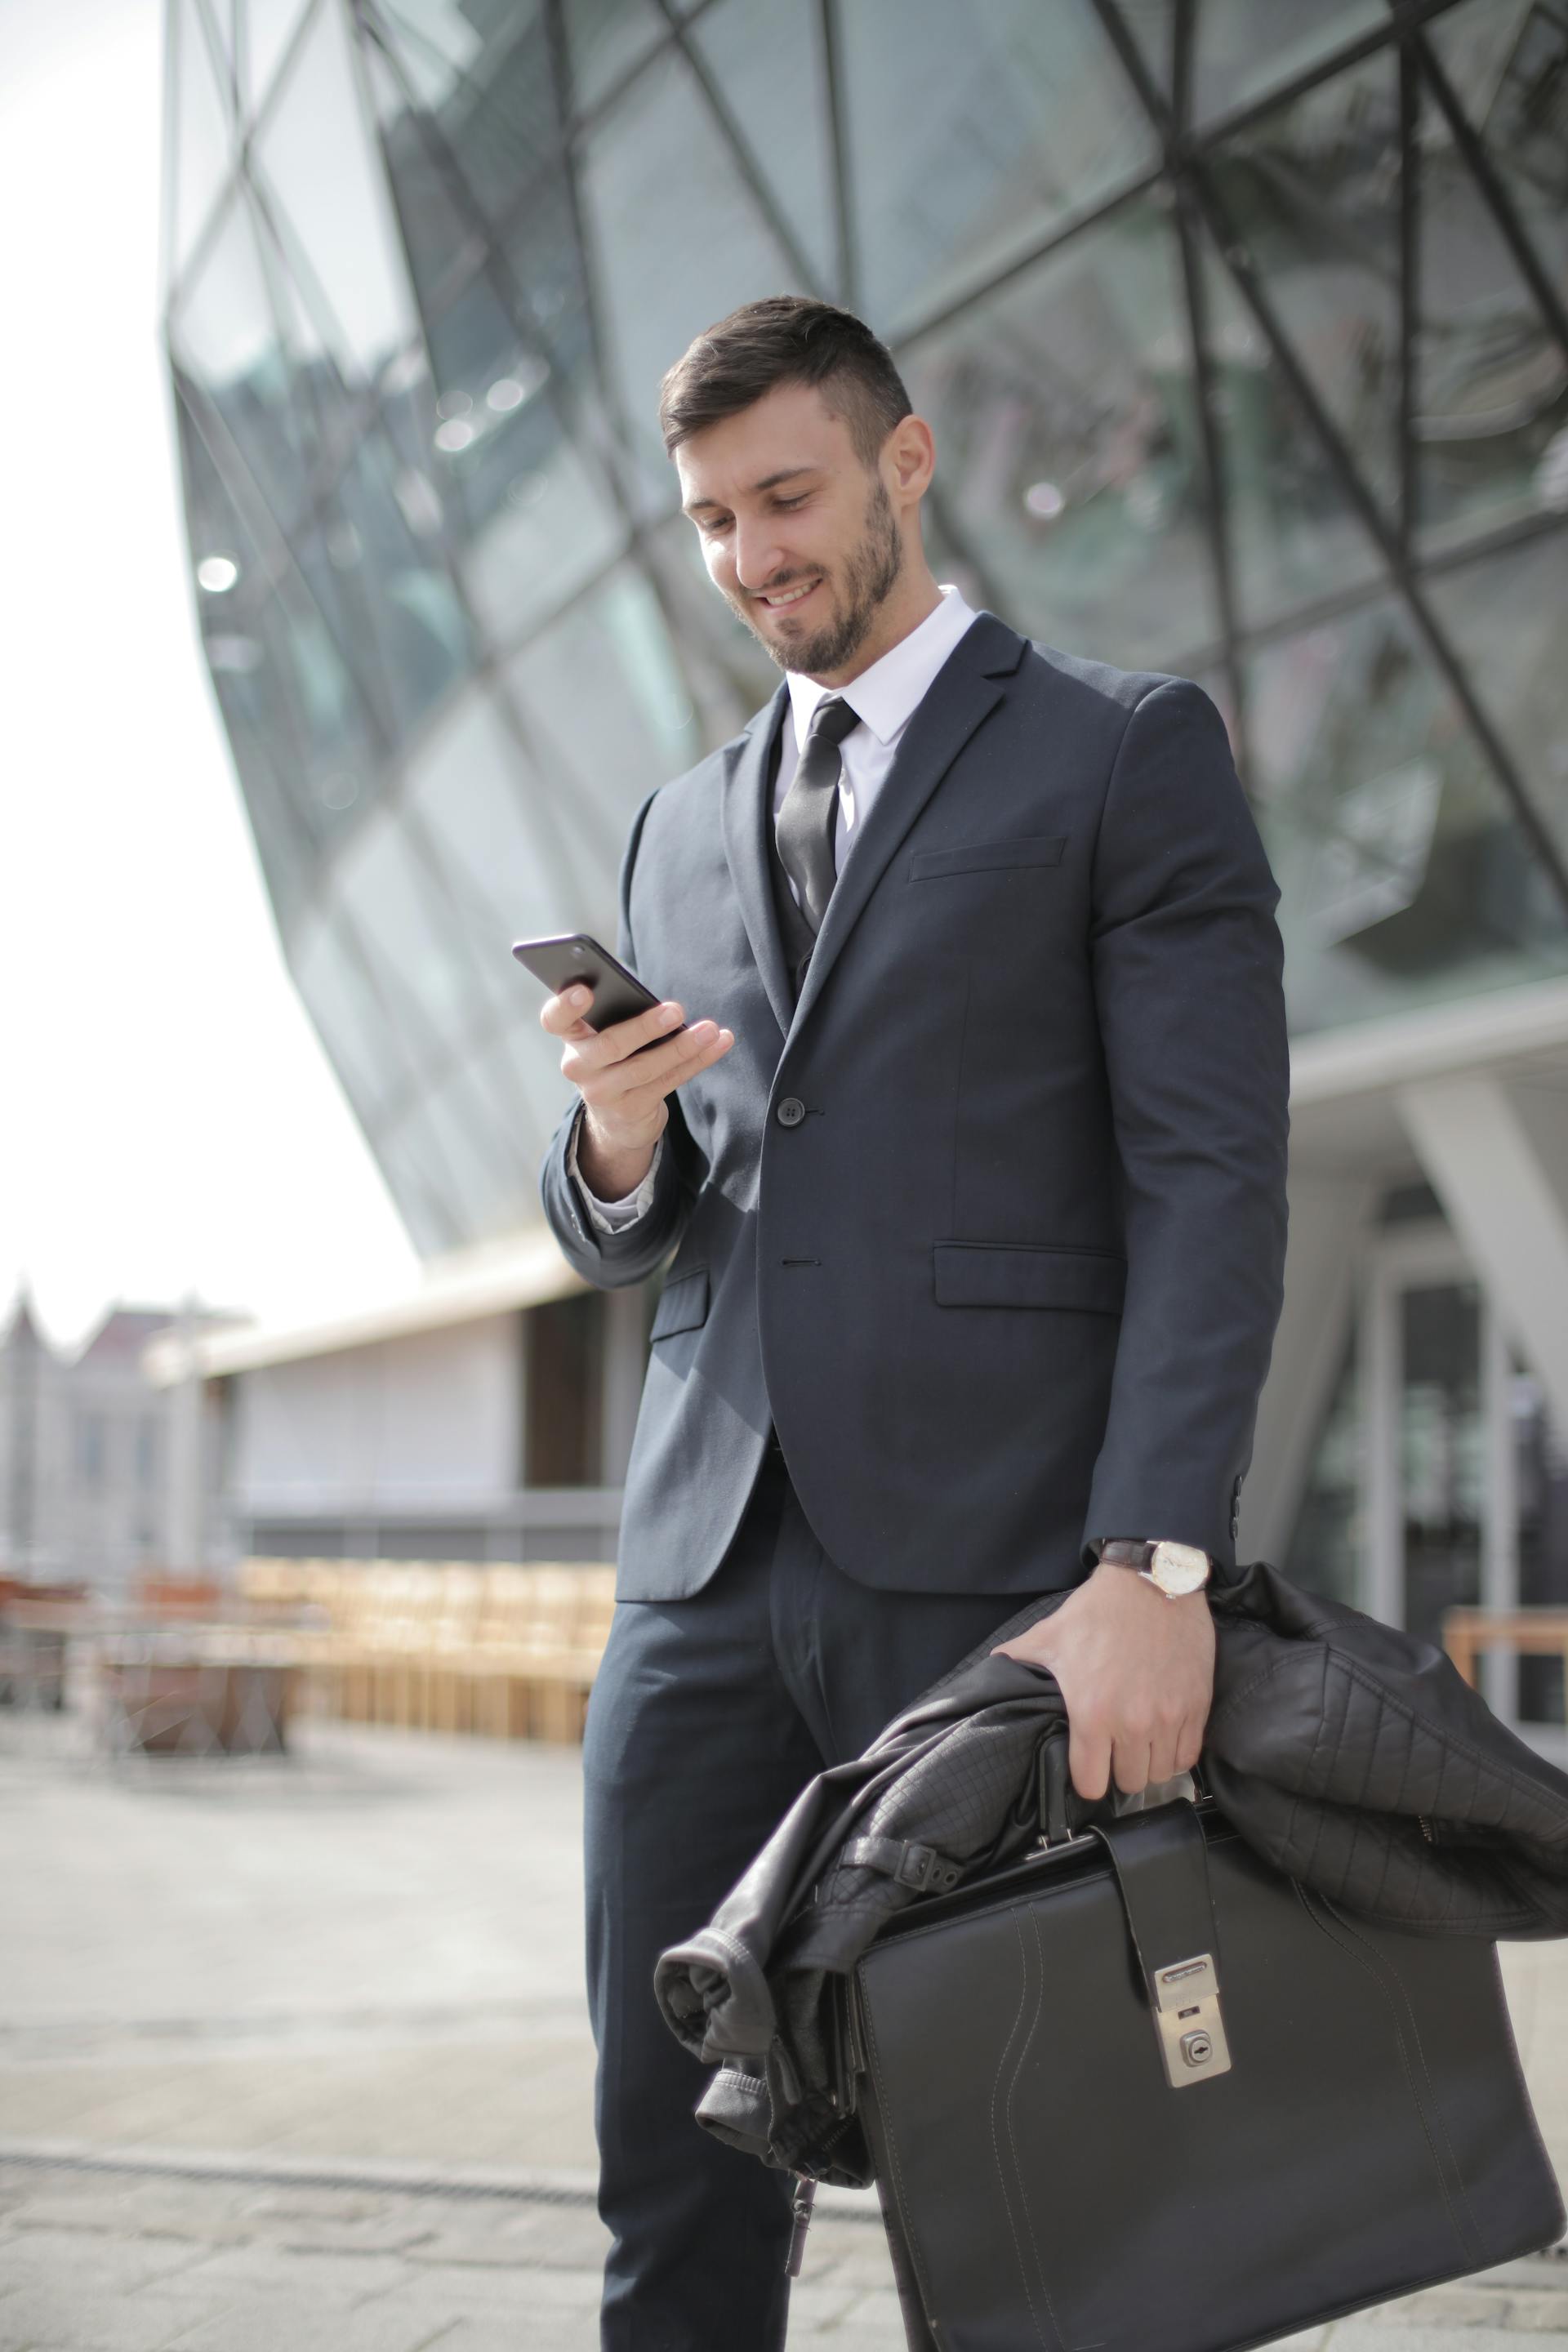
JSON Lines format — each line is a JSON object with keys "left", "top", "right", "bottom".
{"left": 775, "top": 495, "right": 807, "bottom": 511}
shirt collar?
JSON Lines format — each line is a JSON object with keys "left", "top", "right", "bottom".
{"left": 785, "top": 583, "right": 979, "bottom": 749}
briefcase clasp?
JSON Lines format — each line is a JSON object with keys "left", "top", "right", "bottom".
{"left": 1152, "top": 1951, "right": 1232, "bottom": 2089}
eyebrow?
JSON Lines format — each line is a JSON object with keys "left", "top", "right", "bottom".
{"left": 681, "top": 465, "right": 818, "bottom": 516}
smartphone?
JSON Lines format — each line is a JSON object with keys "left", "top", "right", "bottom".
{"left": 511, "top": 932, "right": 688, "bottom": 1043}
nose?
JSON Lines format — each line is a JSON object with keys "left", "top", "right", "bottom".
{"left": 732, "top": 523, "right": 791, "bottom": 597}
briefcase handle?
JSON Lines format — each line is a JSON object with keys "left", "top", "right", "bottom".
{"left": 1094, "top": 1802, "right": 1234, "bottom": 2090}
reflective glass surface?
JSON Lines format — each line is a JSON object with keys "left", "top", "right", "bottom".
{"left": 165, "top": 0, "right": 1568, "bottom": 1255}
{"left": 1424, "top": 532, "right": 1568, "bottom": 867}
{"left": 902, "top": 203, "right": 1218, "bottom": 669}
{"left": 686, "top": 0, "right": 837, "bottom": 292}
{"left": 577, "top": 47, "right": 800, "bottom": 497}
{"left": 1204, "top": 248, "right": 1386, "bottom": 629}
{"left": 252, "top": 0, "right": 417, "bottom": 389}
{"left": 1213, "top": 48, "right": 1403, "bottom": 523}
{"left": 172, "top": 0, "right": 238, "bottom": 269}
{"left": 1414, "top": 60, "right": 1568, "bottom": 554}
{"left": 1192, "top": 0, "right": 1388, "bottom": 127}
{"left": 1246, "top": 598, "right": 1568, "bottom": 1036}
{"left": 839, "top": 0, "right": 1157, "bottom": 336}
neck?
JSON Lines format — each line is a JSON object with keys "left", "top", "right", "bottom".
{"left": 807, "top": 561, "right": 945, "bottom": 690}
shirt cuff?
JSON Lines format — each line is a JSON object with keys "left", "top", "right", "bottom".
{"left": 567, "top": 1106, "right": 662, "bottom": 1232}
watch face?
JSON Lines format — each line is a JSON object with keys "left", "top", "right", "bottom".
{"left": 1150, "top": 1541, "right": 1212, "bottom": 1597}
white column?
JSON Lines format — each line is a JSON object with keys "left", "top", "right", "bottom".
{"left": 1396, "top": 1076, "right": 1568, "bottom": 1441}
{"left": 1238, "top": 1170, "right": 1376, "bottom": 1565}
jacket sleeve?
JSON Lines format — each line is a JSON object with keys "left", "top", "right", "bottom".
{"left": 1079, "top": 679, "right": 1290, "bottom": 1576}
{"left": 537, "top": 785, "right": 705, "bottom": 1290}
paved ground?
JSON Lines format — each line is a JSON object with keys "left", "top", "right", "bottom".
{"left": 2, "top": 1704, "right": 1566, "bottom": 2350}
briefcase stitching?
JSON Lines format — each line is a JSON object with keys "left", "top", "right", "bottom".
{"left": 1314, "top": 1891, "right": 1486, "bottom": 2260}
{"left": 987, "top": 1907, "right": 1061, "bottom": 2352}
{"left": 1292, "top": 1883, "right": 1480, "bottom": 2268}
{"left": 858, "top": 1965, "right": 945, "bottom": 2341}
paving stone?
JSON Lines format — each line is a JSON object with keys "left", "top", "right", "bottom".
{"left": 1333, "top": 2327, "right": 1568, "bottom": 2349}
{"left": 0, "top": 2287, "right": 233, "bottom": 2352}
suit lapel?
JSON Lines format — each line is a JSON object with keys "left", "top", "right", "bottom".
{"left": 788, "top": 612, "right": 1025, "bottom": 1043}
{"left": 719, "top": 679, "right": 794, "bottom": 1044}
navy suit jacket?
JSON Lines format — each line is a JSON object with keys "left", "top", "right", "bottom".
{"left": 538, "top": 612, "right": 1290, "bottom": 1602}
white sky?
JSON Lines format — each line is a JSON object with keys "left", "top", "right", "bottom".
{"left": 0, "top": 0, "right": 418, "bottom": 1356}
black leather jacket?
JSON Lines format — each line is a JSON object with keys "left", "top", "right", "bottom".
{"left": 655, "top": 1560, "right": 1568, "bottom": 2185}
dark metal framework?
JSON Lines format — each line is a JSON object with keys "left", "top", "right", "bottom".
{"left": 162, "top": 0, "right": 1568, "bottom": 1254}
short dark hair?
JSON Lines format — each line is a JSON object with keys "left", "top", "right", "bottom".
{"left": 658, "top": 296, "right": 912, "bottom": 468}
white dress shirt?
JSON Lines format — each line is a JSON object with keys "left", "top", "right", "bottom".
{"left": 568, "top": 584, "right": 980, "bottom": 1228}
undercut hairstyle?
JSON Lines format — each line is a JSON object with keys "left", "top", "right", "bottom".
{"left": 658, "top": 296, "right": 912, "bottom": 468}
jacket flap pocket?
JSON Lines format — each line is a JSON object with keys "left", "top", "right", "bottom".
{"left": 933, "top": 1243, "right": 1125, "bottom": 1316}
{"left": 650, "top": 1267, "right": 710, "bottom": 1340}
{"left": 910, "top": 834, "right": 1067, "bottom": 881}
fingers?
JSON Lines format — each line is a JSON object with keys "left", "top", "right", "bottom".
{"left": 541, "top": 988, "right": 734, "bottom": 1100}
{"left": 1068, "top": 1722, "right": 1111, "bottom": 1804}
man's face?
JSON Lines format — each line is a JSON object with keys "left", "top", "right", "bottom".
{"left": 675, "top": 381, "right": 904, "bottom": 677}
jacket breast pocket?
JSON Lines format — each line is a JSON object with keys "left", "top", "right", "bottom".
{"left": 909, "top": 834, "right": 1068, "bottom": 882}
{"left": 933, "top": 1242, "right": 1125, "bottom": 1316}
{"left": 649, "top": 1266, "right": 710, "bottom": 1341}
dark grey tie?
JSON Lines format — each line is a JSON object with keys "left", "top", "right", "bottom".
{"left": 774, "top": 695, "right": 861, "bottom": 936}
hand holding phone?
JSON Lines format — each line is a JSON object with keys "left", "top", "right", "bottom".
{"left": 516, "top": 932, "right": 734, "bottom": 1197}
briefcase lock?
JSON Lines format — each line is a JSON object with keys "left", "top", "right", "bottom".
{"left": 1152, "top": 1953, "right": 1232, "bottom": 2089}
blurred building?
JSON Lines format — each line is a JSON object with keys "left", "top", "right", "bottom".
{"left": 158, "top": 2, "right": 1568, "bottom": 1728}
{"left": 0, "top": 1294, "right": 198, "bottom": 1591}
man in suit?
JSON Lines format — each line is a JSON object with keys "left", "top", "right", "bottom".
{"left": 537, "top": 296, "right": 1290, "bottom": 2347}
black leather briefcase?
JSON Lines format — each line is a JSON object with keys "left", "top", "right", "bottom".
{"left": 847, "top": 1791, "right": 1564, "bottom": 2352}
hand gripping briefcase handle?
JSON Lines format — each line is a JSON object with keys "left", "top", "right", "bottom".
{"left": 851, "top": 1782, "right": 1564, "bottom": 2352}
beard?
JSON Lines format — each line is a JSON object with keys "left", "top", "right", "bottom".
{"left": 728, "top": 476, "right": 905, "bottom": 675}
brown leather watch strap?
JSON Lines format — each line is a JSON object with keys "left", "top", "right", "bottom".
{"left": 1098, "top": 1539, "right": 1157, "bottom": 1569}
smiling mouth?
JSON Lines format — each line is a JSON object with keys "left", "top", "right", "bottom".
{"left": 758, "top": 577, "right": 822, "bottom": 612}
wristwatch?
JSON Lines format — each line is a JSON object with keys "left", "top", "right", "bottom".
{"left": 1097, "top": 1537, "right": 1214, "bottom": 1599}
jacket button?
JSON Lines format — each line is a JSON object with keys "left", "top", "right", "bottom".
{"left": 776, "top": 1097, "right": 806, "bottom": 1127}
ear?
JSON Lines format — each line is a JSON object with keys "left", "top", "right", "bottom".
{"left": 884, "top": 412, "right": 935, "bottom": 505}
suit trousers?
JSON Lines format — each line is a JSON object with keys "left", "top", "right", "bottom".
{"left": 582, "top": 1432, "right": 1025, "bottom": 2350}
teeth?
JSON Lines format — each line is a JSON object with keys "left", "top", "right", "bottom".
{"left": 764, "top": 580, "right": 817, "bottom": 607}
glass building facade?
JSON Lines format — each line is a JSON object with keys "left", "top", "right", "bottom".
{"left": 163, "top": 0, "right": 1568, "bottom": 1261}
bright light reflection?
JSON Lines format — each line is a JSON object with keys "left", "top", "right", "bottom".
{"left": 1022, "top": 482, "right": 1064, "bottom": 521}
{"left": 196, "top": 555, "right": 239, "bottom": 592}
{"left": 434, "top": 418, "right": 477, "bottom": 453}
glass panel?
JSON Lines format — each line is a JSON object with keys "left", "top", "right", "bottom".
{"left": 404, "top": 691, "right": 604, "bottom": 1027}
{"left": 172, "top": 0, "right": 239, "bottom": 271}
{"left": 169, "top": 186, "right": 314, "bottom": 533}
{"left": 1246, "top": 597, "right": 1568, "bottom": 1037}
{"left": 526, "top": 1294, "right": 605, "bottom": 1486}
{"left": 838, "top": 0, "right": 1158, "bottom": 336}
{"left": 1203, "top": 246, "right": 1386, "bottom": 628}
{"left": 363, "top": 35, "right": 482, "bottom": 304}
{"left": 901, "top": 201, "right": 1218, "bottom": 671}
{"left": 375, "top": 1102, "right": 469, "bottom": 1254}
{"left": 243, "top": 0, "right": 313, "bottom": 116}
{"left": 1401, "top": 1281, "right": 1483, "bottom": 1653}
{"left": 1424, "top": 2, "right": 1568, "bottom": 296}
{"left": 332, "top": 803, "right": 490, "bottom": 1059}
{"left": 389, "top": 1056, "right": 535, "bottom": 1248}
{"left": 577, "top": 47, "right": 800, "bottom": 501}
{"left": 378, "top": 0, "right": 557, "bottom": 238}
{"left": 1414, "top": 45, "right": 1568, "bottom": 556}
{"left": 251, "top": 0, "right": 416, "bottom": 388}
{"left": 1118, "top": 0, "right": 1174, "bottom": 106}
{"left": 564, "top": 0, "right": 666, "bottom": 112}
{"left": 505, "top": 567, "right": 702, "bottom": 876}
{"left": 1192, "top": 0, "right": 1388, "bottom": 129}
{"left": 1513, "top": 1356, "right": 1568, "bottom": 1726}
{"left": 1285, "top": 1320, "right": 1362, "bottom": 1607}
{"left": 249, "top": 554, "right": 384, "bottom": 826}
{"left": 1214, "top": 47, "right": 1402, "bottom": 524}
{"left": 1424, "top": 530, "right": 1568, "bottom": 871}
{"left": 687, "top": 0, "right": 837, "bottom": 292}
{"left": 330, "top": 426, "right": 474, "bottom": 737}
{"left": 291, "top": 909, "right": 419, "bottom": 1122}
{"left": 461, "top": 408, "right": 625, "bottom": 647}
